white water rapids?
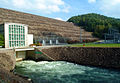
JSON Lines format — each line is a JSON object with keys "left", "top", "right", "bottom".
{"left": 15, "top": 60, "right": 120, "bottom": 83}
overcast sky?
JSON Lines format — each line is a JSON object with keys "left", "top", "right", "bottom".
{"left": 0, "top": 0, "right": 120, "bottom": 21}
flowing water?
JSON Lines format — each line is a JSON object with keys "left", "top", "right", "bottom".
{"left": 15, "top": 60, "right": 120, "bottom": 83}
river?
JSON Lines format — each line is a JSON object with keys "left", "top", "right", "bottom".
{"left": 15, "top": 60, "right": 120, "bottom": 83}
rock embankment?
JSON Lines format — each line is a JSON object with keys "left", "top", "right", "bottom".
{"left": 0, "top": 68, "right": 32, "bottom": 83}
{"left": 0, "top": 49, "right": 32, "bottom": 83}
{"left": 0, "top": 49, "right": 16, "bottom": 71}
{"left": 41, "top": 47, "right": 120, "bottom": 69}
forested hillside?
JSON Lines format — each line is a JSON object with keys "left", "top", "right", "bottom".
{"left": 67, "top": 13, "right": 120, "bottom": 38}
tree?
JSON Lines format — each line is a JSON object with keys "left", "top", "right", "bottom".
{"left": 67, "top": 13, "right": 120, "bottom": 39}
{"left": 0, "top": 34, "right": 4, "bottom": 46}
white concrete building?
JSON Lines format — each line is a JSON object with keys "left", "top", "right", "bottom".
{"left": 0, "top": 23, "right": 33, "bottom": 48}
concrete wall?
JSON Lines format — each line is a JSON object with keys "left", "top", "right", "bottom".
{"left": 26, "top": 48, "right": 54, "bottom": 61}
{"left": 16, "top": 51, "right": 26, "bottom": 59}
{"left": 4, "top": 23, "right": 9, "bottom": 48}
{"left": 26, "top": 50, "right": 35, "bottom": 60}
{"left": 41, "top": 47, "right": 120, "bottom": 69}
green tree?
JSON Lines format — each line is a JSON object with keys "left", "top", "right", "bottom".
{"left": 0, "top": 34, "right": 4, "bottom": 46}
{"left": 67, "top": 13, "right": 120, "bottom": 39}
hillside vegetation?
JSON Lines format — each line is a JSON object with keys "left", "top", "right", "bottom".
{"left": 68, "top": 13, "right": 120, "bottom": 38}
{"left": 0, "top": 34, "right": 4, "bottom": 46}
{"left": 69, "top": 43, "right": 120, "bottom": 47}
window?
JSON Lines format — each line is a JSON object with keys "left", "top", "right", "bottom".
{"left": 14, "top": 41, "right": 16, "bottom": 47}
{"left": 23, "top": 27, "right": 25, "bottom": 33}
{"left": 9, "top": 34, "right": 11, "bottom": 40}
{"left": 9, "top": 27, "right": 11, "bottom": 33}
{"left": 19, "top": 41, "right": 21, "bottom": 46}
{"left": 23, "top": 41, "right": 25, "bottom": 46}
{"left": 17, "top": 41, "right": 18, "bottom": 46}
{"left": 12, "top": 41, "right": 14, "bottom": 47}
{"left": 9, "top": 25, "right": 11, "bottom": 33}
{"left": 14, "top": 27, "right": 16, "bottom": 34}
{"left": 23, "top": 35, "right": 25, "bottom": 40}
{"left": 15, "top": 41, "right": 16, "bottom": 46}
{"left": 21, "top": 28, "right": 23, "bottom": 33}
{"left": 9, "top": 41, "right": 11, "bottom": 47}
{"left": 21, "top": 41, "right": 23, "bottom": 46}
{"left": 21, "top": 35, "right": 22, "bottom": 40}
{"left": 16, "top": 35, "right": 18, "bottom": 40}
{"left": 14, "top": 35, "right": 16, "bottom": 40}
{"left": 8, "top": 24, "right": 26, "bottom": 48}
{"left": 12, "top": 35, "right": 14, "bottom": 40}
{"left": 19, "top": 28, "right": 20, "bottom": 33}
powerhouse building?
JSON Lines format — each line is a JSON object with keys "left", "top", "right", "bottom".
{"left": 0, "top": 22, "right": 33, "bottom": 48}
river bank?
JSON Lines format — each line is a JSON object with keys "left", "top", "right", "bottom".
{"left": 0, "top": 67, "right": 32, "bottom": 83}
{"left": 0, "top": 49, "right": 32, "bottom": 83}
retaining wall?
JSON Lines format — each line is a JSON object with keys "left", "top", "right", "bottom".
{"left": 41, "top": 47, "right": 120, "bottom": 69}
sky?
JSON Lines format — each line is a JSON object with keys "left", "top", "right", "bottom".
{"left": 0, "top": 0, "right": 120, "bottom": 21}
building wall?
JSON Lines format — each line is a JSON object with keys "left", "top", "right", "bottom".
{"left": 4, "top": 23, "right": 29, "bottom": 48}
{"left": 16, "top": 51, "right": 26, "bottom": 59}
{"left": 4, "top": 23, "right": 9, "bottom": 48}
{"left": 28, "top": 34, "right": 33, "bottom": 46}
{"left": 25, "top": 25, "right": 28, "bottom": 47}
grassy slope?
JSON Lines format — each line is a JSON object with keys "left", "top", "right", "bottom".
{"left": 69, "top": 43, "right": 120, "bottom": 47}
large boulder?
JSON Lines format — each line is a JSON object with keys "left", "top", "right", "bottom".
{"left": 0, "top": 49, "right": 16, "bottom": 71}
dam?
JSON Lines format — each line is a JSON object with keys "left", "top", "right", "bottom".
{"left": 0, "top": 8, "right": 119, "bottom": 83}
